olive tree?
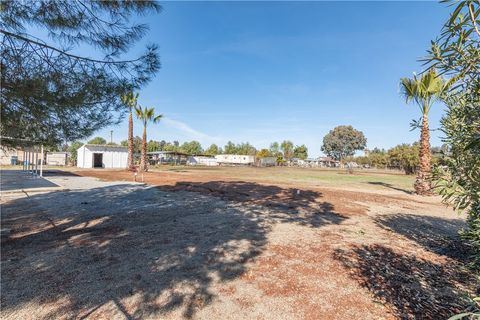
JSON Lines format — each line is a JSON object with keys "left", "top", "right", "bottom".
{"left": 426, "top": 0, "right": 480, "bottom": 268}
{"left": 321, "top": 125, "right": 367, "bottom": 161}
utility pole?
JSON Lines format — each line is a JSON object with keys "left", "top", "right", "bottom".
{"left": 110, "top": 130, "right": 113, "bottom": 144}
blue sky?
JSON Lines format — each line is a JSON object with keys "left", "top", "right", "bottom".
{"left": 92, "top": 1, "right": 451, "bottom": 157}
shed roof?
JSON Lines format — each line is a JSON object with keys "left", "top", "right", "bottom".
{"left": 82, "top": 144, "right": 127, "bottom": 151}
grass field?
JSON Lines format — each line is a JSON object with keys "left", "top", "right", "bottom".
{"left": 3, "top": 164, "right": 415, "bottom": 193}
{"left": 1, "top": 166, "right": 475, "bottom": 319}
{"left": 81, "top": 165, "right": 416, "bottom": 193}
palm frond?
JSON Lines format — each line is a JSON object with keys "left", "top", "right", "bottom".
{"left": 134, "top": 103, "right": 162, "bottom": 128}
{"left": 399, "top": 68, "right": 451, "bottom": 115}
{"left": 153, "top": 114, "right": 163, "bottom": 123}
{"left": 134, "top": 105, "right": 143, "bottom": 119}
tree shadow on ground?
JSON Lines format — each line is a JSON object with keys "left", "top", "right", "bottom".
{"left": 375, "top": 213, "right": 471, "bottom": 262}
{"left": 1, "top": 181, "right": 345, "bottom": 319}
{"left": 157, "top": 181, "right": 346, "bottom": 227}
{"left": 367, "top": 181, "right": 413, "bottom": 195}
{"left": 42, "top": 169, "right": 81, "bottom": 177}
{"left": 334, "top": 244, "right": 474, "bottom": 319}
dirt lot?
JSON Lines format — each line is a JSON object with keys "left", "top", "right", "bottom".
{"left": 1, "top": 167, "right": 477, "bottom": 319}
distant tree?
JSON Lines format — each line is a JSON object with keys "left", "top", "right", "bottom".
{"left": 0, "top": 1, "right": 161, "bottom": 148}
{"left": 237, "top": 142, "right": 257, "bottom": 155}
{"left": 67, "top": 141, "right": 83, "bottom": 165}
{"left": 224, "top": 141, "right": 237, "bottom": 154}
{"left": 163, "top": 143, "right": 176, "bottom": 152}
{"left": 159, "top": 140, "right": 167, "bottom": 150}
{"left": 180, "top": 141, "right": 203, "bottom": 155}
{"left": 88, "top": 137, "right": 106, "bottom": 145}
{"left": 106, "top": 142, "right": 118, "bottom": 146}
{"left": 276, "top": 156, "right": 287, "bottom": 166}
{"left": 321, "top": 125, "right": 367, "bottom": 161}
{"left": 371, "top": 147, "right": 386, "bottom": 154}
{"left": 293, "top": 144, "right": 308, "bottom": 160}
{"left": 205, "top": 144, "right": 220, "bottom": 155}
{"left": 147, "top": 140, "right": 161, "bottom": 152}
{"left": 269, "top": 142, "right": 281, "bottom": 157}
{"left": 344, "top": 147, "right": 390, "bottom": 169}
{"left": 369, "top": 151, "right": 389, "bottom": 169}
{"left": 135, "top": 106, "right": 162, "bottom": 172}
{"left": 387, "top": 143, "right": 420, "bottom": 175}
{"left": 121, "top": 136, "right": 142, "bottom": 155}
{"left": 280, "top": 140, "right": 294, "bottom": 160}
{"left": 400, "top": 69, "right": 453, "bottom": 195}
{"left": 222, "top": 141, "right": 257, "bottom": 155}
{"left": 173, "top": 141, "right": 180, "bottom": 148}
{"left": 256, "top": 149, "right": 272, "bottom": 158}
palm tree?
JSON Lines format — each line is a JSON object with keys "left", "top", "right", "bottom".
{"left": 400, "top": 68, "right": 453, "bottom": 195}
{"left": 121, "top": 92, "right": 138, "bottom": 171}
{"left": 135, "top": 105, "right": 162, "bottom": 172}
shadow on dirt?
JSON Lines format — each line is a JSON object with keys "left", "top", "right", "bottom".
{"left": 367, "top": 181, "right": 413, "bottom": 195}
{"left": 335, "top": 244, "right": 474, "bottom": 319}
{"left": 1, "top": 181, "right": 345, "bottom": 318}
{"left": 375, "top": 213, "right": 471, "bottom": 262}
{"left": 157, "top": 181, "right": 346, "bottom": 228}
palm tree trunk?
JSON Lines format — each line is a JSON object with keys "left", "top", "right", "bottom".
{"left": 414, "top": 114, "right": 432, "bottom": 195}
{"left": 140, "top": 125, "right": 148, "bottom": 172}
{"left": 127, "top": 111, "right": 134, "bottom": 170}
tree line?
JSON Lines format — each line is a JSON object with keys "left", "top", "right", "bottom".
{"left": 79, "top": 137, "right": 310, "bottom": 160}
{"left": 70, "top": 133, "right": 446, "bottom": 177}
{"left": 344, "top": 144, "right": 449, "bottom": 175}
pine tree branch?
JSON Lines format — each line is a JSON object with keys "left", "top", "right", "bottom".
{"left": 0, "top": 29, "right": 143, "bottom": 65}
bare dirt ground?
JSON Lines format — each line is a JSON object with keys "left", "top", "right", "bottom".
{"left": 1, "top": 167, "right": 477, "bottom": 319}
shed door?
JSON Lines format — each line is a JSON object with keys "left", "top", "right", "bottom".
{"left": 93, "top": 153, "right": 103, "bottom": 168}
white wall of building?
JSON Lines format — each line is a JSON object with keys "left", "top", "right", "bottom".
{"left": 77, "top": 145, "right": 128, "bottom": 168}
{"left": 0, "top": 148, "right": 19, "bottom": 165}
{"left": 46, "top": 152, "right": 67, "bottom": 166}
{"left": 0, "top": 148, "right": 45, "bottom": 165}
{"left": 187, "top": 156, "right": 219, "bottom": 166}
{"left": 215, "top": 154, "right": 255, "bottom": 165}
{"left": 77, "top": 145, "right": 87, "bottom": 168}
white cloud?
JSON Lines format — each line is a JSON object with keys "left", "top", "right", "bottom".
{"left": 162, "top": 117, "right": 222, "bottom": 145}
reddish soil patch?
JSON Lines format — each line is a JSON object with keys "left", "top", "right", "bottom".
{"left": 245, "top": 241, "right": 394, "bottom": 319}
{"left": 334, "top": 244, "right": 474, "bottom": 319}
{"left": 76, "top": 169, "right": 410, "bottom": 216}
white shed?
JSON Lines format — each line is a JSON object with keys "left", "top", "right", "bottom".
{"left": 77, "top": 144, "right": 128, "bottom": 169}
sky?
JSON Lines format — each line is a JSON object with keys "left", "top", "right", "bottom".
{"left": 91, "top": 1, "right": 451, "bottom": 157}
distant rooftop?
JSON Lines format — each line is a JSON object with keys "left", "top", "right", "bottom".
{"left": 147, "top": 150, "right": 189, "bottom": 156}
{"left": 316, "top": 156, "right": 338, "bottom": 162}
{"left": 83, "top": 144, "right": 127, "bottom": 149}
